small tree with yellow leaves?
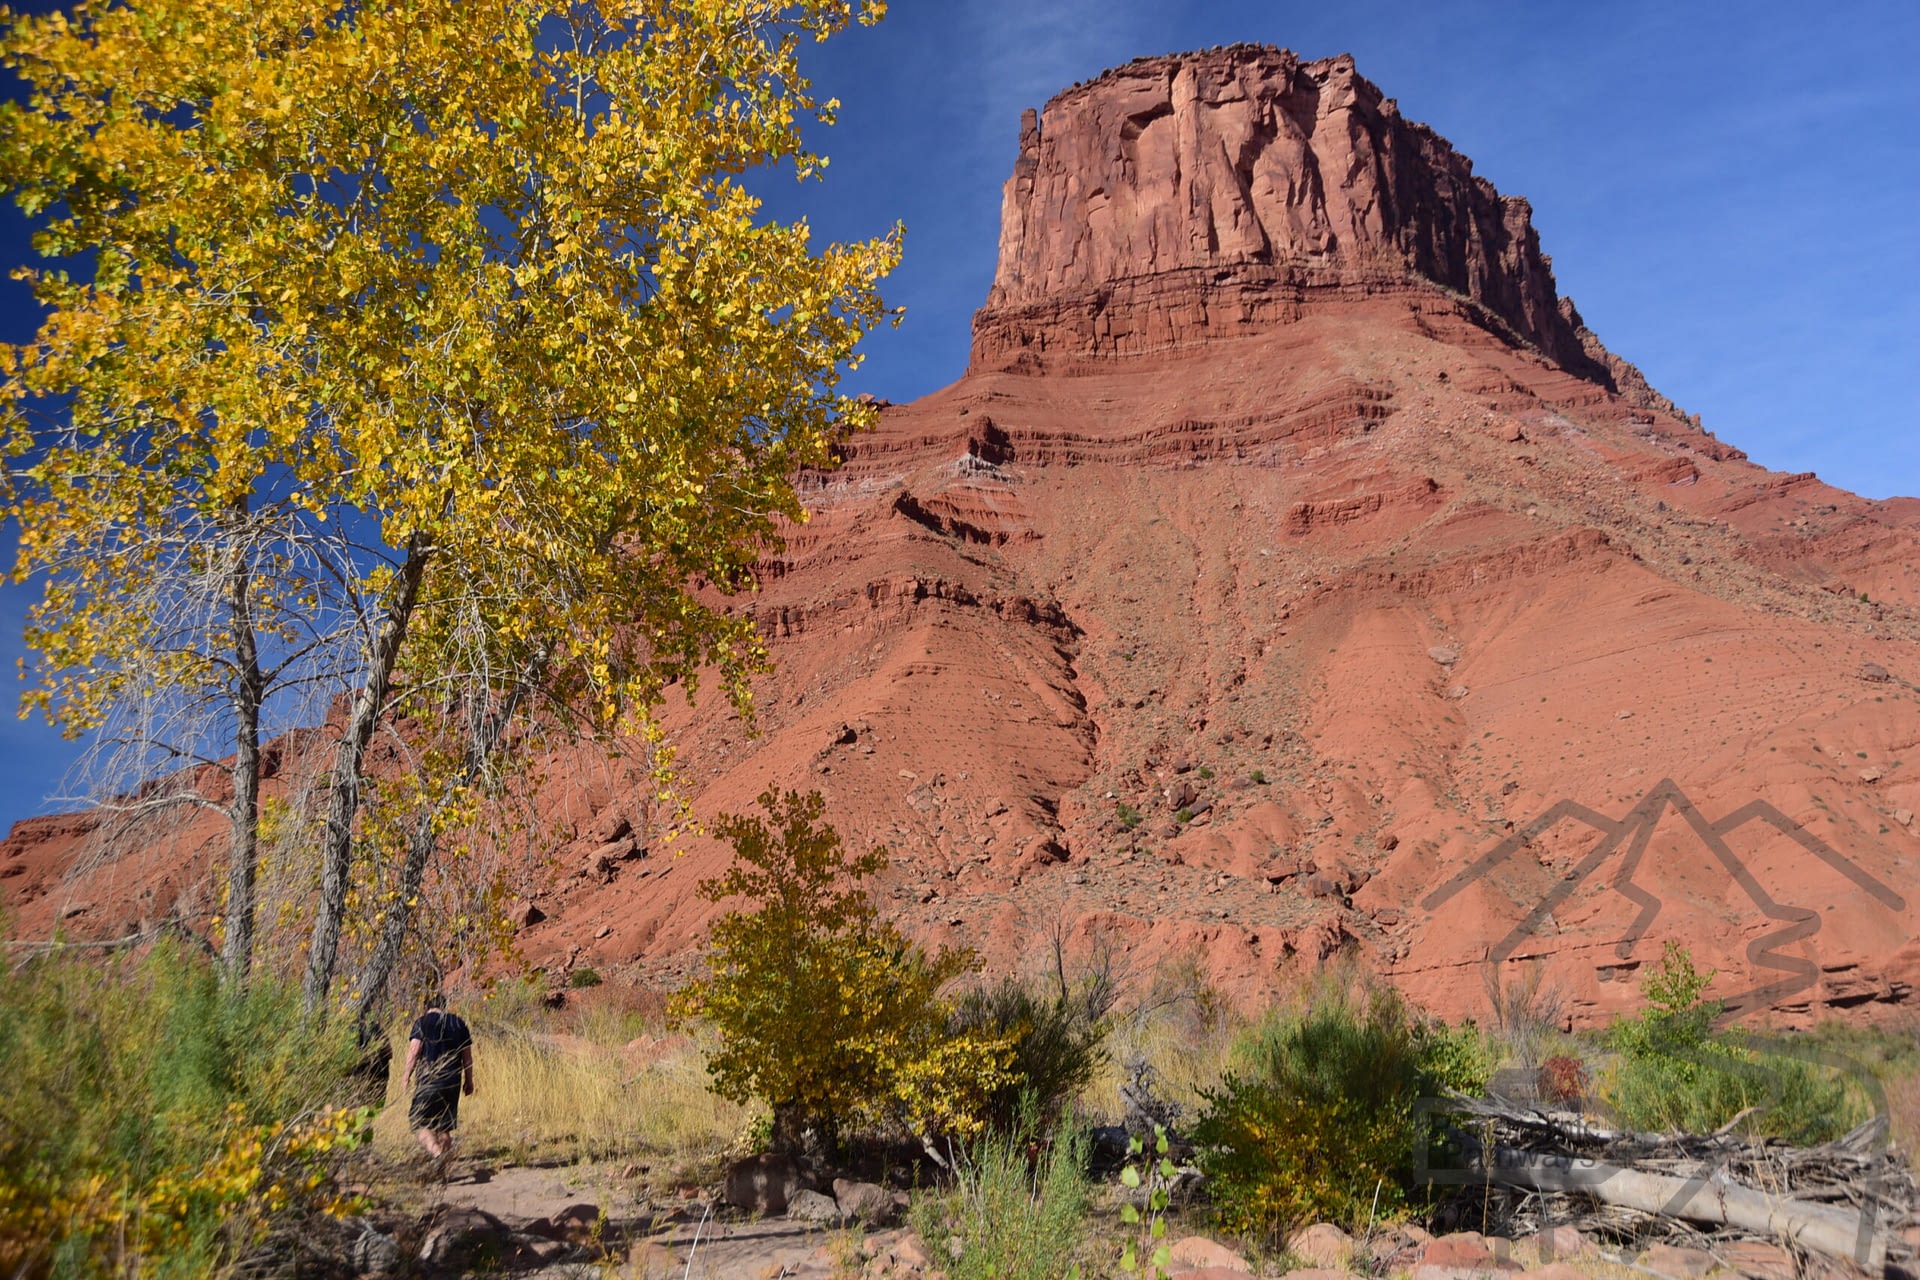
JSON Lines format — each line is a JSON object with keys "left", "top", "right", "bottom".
{"left": 672, "top": 789, "right": 1014, "bottom": 1156}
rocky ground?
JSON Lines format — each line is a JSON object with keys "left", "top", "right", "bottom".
{"left": 329, "top": 1150, "right": 1879, "bottom": 1280}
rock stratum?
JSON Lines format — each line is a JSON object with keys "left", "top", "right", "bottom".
{"left": 7, "top": 47, "right": 1918, "bottom": 1030}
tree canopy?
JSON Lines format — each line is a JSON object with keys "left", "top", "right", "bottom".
{"left": 0, "top": 0, "right": 899, "bottom": 997}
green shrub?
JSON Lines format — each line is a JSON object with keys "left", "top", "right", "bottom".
{"left": 1116, "top": 802, "right": 1142, "bottom": 830}
{"left": 950, "top": 974, "right": 1114, "bottom": 1134}
{"left": 910, "top": 1108, "right": 1092, "bottom": 1280}
{"left": 1415, "top": 1017, "right": 1495, "bottom": 1095}
{"left": 1175, "top": 808, "right": 1193, "bottom": 824}
{"left": 1192, "top": 982, "right": 1465, "bottom": 1241}
{"left": 1601, "top": 942, "right": 1859, "bottom": 1143}
{"left": 0, "top": 936, "right": 363, "bottom": 1278}
{"left": 567, "top": 966, "right": 603, "bottom": 989}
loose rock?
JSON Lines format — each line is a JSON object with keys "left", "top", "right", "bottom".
{"left": 1288, "top": 1222, "right": 1353, "bottom": 1269}
{"left": 1641, "top": 1243, "right": 1716, "bottom": 1280}
{"left": 723, "top": 1152, "right": 804, "bottom": 1215}
{"left": 1168, "top": 1236, "right": 1250, "bottom": 1272}
{"left": 788, "top": 1188, "right": 842, "bottom": 1225}
{"left": 833, "top": 1177, "right": 898, "bottom": 1227}
{"left": 545, "top": 1203, "right": 602, "bottom": 1241}
{"left": 1717, "top": 1240, "right": 1795, "bottom": 1280}
{"left": 889, "top": 1232, "right": 934, "bottom": 1270}
{"left": 1415, "top": 1232, "right": 1519, "bottom": 1280}
{"left": 417, "top": 1207, "right": 513, "bottom": 1269}
{"left": 349, "top": 1224, "right": 401, "bottom": 1274}
{"left": 511, "top": 1233, "right": 570, "bottom": 1264}
{"left": 1529, "top": 1225, "right": 1588, "bottom": 1261}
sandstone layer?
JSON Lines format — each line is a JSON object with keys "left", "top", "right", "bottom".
{"left": 7, "top": 47, "right": 1918, "bottom": 1031}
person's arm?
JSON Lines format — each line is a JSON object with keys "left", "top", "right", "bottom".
{"left": 460, "top": 1043, "right": 475, "bottom": 1096}
{"left": 401, "top": 1037, "right": 422, "bottom": 1091}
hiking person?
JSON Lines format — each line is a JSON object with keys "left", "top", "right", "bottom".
{"left": 400, "top": 991, "right": 474, "bottom": 1175}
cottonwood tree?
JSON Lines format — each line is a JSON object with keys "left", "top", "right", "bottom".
{"left": 0, "top": 0, "right": 898, "bottom": 1001}
{"left": 6, "top": 477, "right": 363, "bottom": 979}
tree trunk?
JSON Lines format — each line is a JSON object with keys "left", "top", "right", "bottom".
{"left": 349, "top": 653, "right": 544, "bottom": 1022}
{"left": 303, "top": 533, "right": 431, "bottom": 1011}
{"left": 220, "top": 499, "right": 265, "bottom": 983}
{"left": 770, "top": 1102, "right": 809, "bottom": 1160}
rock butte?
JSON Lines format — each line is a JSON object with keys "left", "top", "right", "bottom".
{"left": 6, "top": 46, "right": 1918, "bottom": 1028}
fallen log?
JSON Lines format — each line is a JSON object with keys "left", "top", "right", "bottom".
{"left": 1486, "top": 1145, "right": 1886, "bottom": 1270}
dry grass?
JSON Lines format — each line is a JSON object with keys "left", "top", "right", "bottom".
{"left": 467, "top": 1029, "right": 747, "bottom": 1164}
{"left": 1086, "top": 960, "right": 1241, "bottom": 1125}
{"left": 370, "top": 983, "right": 753, "bottom": 1170}
{"left": 1797, "top": 1015, "right": 1920, "bottom": 1156}
{"left": 1887, "top": 1063, "right": 1920, "bottom": 1157}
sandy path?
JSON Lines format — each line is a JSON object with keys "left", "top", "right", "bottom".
{"left": 414, "top": 1158, "right": 857, "bottom": 1278}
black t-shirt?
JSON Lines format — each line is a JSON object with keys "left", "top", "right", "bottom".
{"left": 409, "top": 1010, "right": 471, "bottom": 1090}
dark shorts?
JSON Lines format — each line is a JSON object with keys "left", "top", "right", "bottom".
{"left": 410, "top": 1082, "right": 461, "bottom": 1133}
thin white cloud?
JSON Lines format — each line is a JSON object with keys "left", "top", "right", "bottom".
{"left": 946, "top": 0, "right": 1165, "bottom": 157}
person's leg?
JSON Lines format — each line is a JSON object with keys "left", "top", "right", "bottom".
{"left": 411, "top": 1084, "right": 456, "bottom": 1163}
{"left": 429, "top": 1127, "right": 454, "bottom": 1180}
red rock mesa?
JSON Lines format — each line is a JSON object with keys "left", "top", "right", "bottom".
{"left": 9, "top": 46, "right": 1918, "bottom": 1027}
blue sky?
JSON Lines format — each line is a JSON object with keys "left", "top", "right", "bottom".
{"left": 0, "top": 0, "right": 1916, "bottom": 823}
{"left": 757, "top": 0, "right": 1920, "bottom": 496}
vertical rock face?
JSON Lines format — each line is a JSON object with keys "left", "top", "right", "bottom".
{"left": 973, "top": 45, "right": 1604, "bottom": 381}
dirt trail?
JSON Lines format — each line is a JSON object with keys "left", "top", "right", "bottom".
{"left": 400, "top": 1157, "right": 869, "bottom": 1278}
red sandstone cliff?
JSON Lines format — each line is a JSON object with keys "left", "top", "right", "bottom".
{"left": 7, "top": 47, "right": 1917, "bottom": 1031}
{"left": 974, "top": 48, "right": 1605, "bottom": 383}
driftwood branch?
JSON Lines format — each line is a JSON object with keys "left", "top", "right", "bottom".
{"left": 1484, "top": 1145, "right": 1886, "bottom": 1269}
{"left": 1436, "top": 1094, "right": 1909, "bottom": 1269}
